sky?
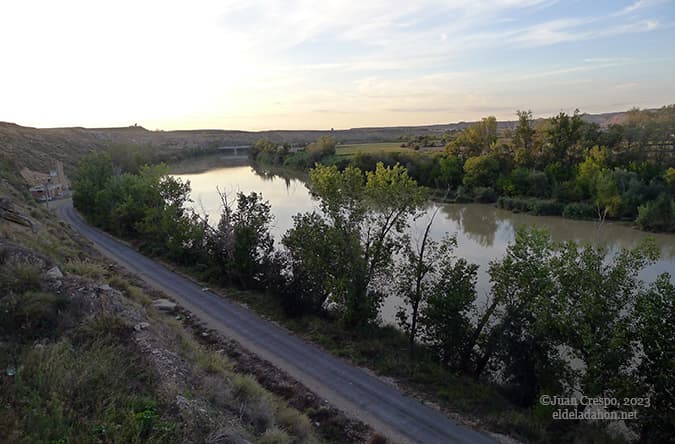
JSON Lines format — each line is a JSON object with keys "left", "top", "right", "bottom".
{"left": 1, "top": 0, "right": 674, "bottom": 131}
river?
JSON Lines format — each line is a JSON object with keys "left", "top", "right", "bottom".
{"left": 172, "top": 155, "right": 675, "bottom": 325}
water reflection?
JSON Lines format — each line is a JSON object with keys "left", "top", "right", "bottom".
{"left": 171, "top": 156, "right": 675, "bottom": 324}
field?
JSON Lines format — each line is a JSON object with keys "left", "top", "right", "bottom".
{"left": 336, "top": 142, "right": 407, "bottom": 156}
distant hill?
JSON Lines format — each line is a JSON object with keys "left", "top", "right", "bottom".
{"left": 0, "top": 107, "right": 655, "bottom": 173}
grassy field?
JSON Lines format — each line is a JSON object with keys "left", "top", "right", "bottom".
{"left": 335, "top": 142, "right": 407, "bottom": 156}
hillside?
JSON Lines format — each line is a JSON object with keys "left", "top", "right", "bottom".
{"left": 0, "top": 108, "right": 643, "bottom": 174}
{"left": 0, "top": 131, "right": 368, "bottom": 443}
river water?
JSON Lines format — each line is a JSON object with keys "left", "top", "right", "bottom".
{"left": 172, "top": 155, "right": 675, "bottom": 325}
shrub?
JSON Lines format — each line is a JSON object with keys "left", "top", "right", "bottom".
{"left": 275, "top": 406, "right": 312, "bottom": 440}
{"left": 497, "top": 197, "right": 563, "bottom": 216}
{"left": 636, "top": 193, "right": 674, "bottom": 232}
{"left": 562, "top": 202, "right": 596, "bottom": 220}
{"left": 232, "top": 374, "right": 267, "bottom": 403}
{"left": 0, "top": 262, "right": 41, "bottom": 295}
{"left": 257, "top": 428, "right": 291, "bottom": 444}
{"left": 473, "top": 186, "right": 497, "bottom": 203}
{"left": 0, "top": 291, "right": 68, "bottom": 340}
{"left": 529, "top": 199, "right": 563, "bottom": 216}
{"left": 454, "top": 186, "right": 473, "bottom": 203}
{"left": 63, "top": 259, "right": 107, "bottom": 279}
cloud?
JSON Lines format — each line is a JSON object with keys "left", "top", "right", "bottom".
{"left": 614, "top": 0, "right": 670, "bottom": 16}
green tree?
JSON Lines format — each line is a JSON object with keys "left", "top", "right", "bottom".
{"left": 287, "top": 162, "right": 426, "bottom": 326}
{"left": 393, "top": 212, "right": 477, "bottom": 356}
{"left": 636, "top": 192, "right": 674, "bottom": 231}
{"left": 72, "top": 152, "right": 115, "bottom": 225}
{"left": 462, "top": 155, "right": 499, "bottom": 188}
{"left": 479, "top": 228, "right": 567, "bottom": 406}
{"left": 633, "top": 274, "right": 675, "bottom": 442}
{"left": 436, "top": 154, "right": 464, "bottom": 191}
{"left": 513, "top": 110, "right": 536, "bottom": 167}
{"left": 207, "top": 191, "right": 276, "bottom": 288}
{"left": 417, "top": 239, "right": 479, "bottom": 369}
{"left": 545, "top": 110, "right": 584, "bottom": 166}
{"left": 306, "top": 136, "right": 337, "bottom": 164}
{"left": 665, "top": 167, "right": 675, "bottom": 195}
{"left": 450, "top": 116, "right": 498, "bottom": 158}
{"left": 576, "top": 145, "right": 609, "bottom": 197}
{"left": 552, "top": 239, "right": 659, "bottom": 397}
{"left": 593, "top": 168, "right": 622, "bottom": 222}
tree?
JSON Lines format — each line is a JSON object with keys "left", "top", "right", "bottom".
{"left": 207, "top": 191, "right": 276, "bottom": 288}
{"left": 513, "top": 110, "right": 536, "bottom": 167}
{"left": 551, "top": 238, "right": 659, "bottom": 397}
{"left": 306, "top": 135, "right": 337, "bottom": 164}
{"left": 393, "top": 211, "right": 476, "bottom": 356}
{"left": 436, "top": 154, "right": 463, "bottom": 191}
{"left": 286, "top": 162, "right": 426, "bottom": 326}
{"left": 636, "top": 192, "right": 674, "bottom": 231}
{"left": 72, "top": 152, "right": 115, "bottom": 225}
{"left": 462, "top": 155, "right": 499, "bottom": 188}
{"left": 545, "top": 110, "right": 584, "bottom": 165}
{"left": 593, "top": 168, "right": 622, "bottom": 222}
{"left": 479, "top": 228, "right": 566, "bottom": 406}
{"left": 633, "top": 274, "right": 675, "bottom": 442}
{"left": 576, "top": 145, "right": 609, "bottom": 198}
{"left": 665, "top": 167, "right": 675, "bottom": 195}
{"left": 450, "top": 116, "right": 498, "bottom": 158}
{"left": 418, "top": 239, "right": 479, "bottom": 369}
{"left": 137, "top": 173, "right": 206, "bottom": 264}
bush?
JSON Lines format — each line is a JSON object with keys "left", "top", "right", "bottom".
{"left": 454, "top": 186, "right": 473, "bottom": 203}
{"left": 275, "top": 406, "right": 312, "bottom": 440}
{"left": 63, "top": 259, "right": 107, "bottom": 279}
{"left": 0, "top": 291, "right": 68, "bottom": 340}
{"left": 636, "top": 193, "right": 674, "bottom": 232}
{"left": 497, "top": 197, "right": 563, "bottom": 216}
{"left": 562, "top": 202, "right": 596, "bottom": 220}
{"left": 529, "top": 199, "right": 563, "bottom": 216}
{"left": 0, "top": 262, "right": 41, "bottom": 295}
{"left": 473, "top": 187, "right": 497, "bottom": 203}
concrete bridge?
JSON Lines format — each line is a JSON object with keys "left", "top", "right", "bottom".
{"left": 216, "top": 145, "right": 250, "bottom": 156}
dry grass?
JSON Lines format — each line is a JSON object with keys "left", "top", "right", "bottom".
{"left": 336, "top": 142, "right": 406, "bottom": 156}
{"left": 63, "top": 258, "right": 107, "bottom": 279}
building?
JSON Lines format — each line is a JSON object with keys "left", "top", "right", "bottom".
{"left": 20, "top": 161, "right": 70, "bottom": 202}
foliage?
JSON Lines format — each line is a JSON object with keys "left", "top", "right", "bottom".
{"left": 473, "top": 186, "right": 497, "bottom": 203}
{"left": 285, "top": 162, "right": 426, "bottom": 326}
{"left": 250, "top": 106, "right": 675, "bottom": 232}
{"left": 448, "top": 116, "right": 498, "bottom": 158}
{"left": 417, "top": 239, "right": 479, "bottom": 369}
{"left": 206, "top": 191, "right": 278, "bottom": 288}
{"left": 462, "top": 155, "right": 499, "bottom": 188}
{"left": 497, "top": 196, "right": 563, "bottom": 216}
{"left": 636, "top": 192, "right": 674, "bottom": 231}
{"left": 633, "top": 274, "right": 675, "bottom": 442}
{"left": 561, "top": 202, "right": 596, "bottom": 219}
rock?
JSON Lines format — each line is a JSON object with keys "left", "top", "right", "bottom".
{"left": 6, "top": 367, "right": 16, "bottom": 376}
{"left": 97, "top": 284, "right": 113, "bottom": 292}
{"left": 46, "top": 266, "right": 63, "bottom": 279}
{"left": 152, "top": 298, "right": 177, "bottom": 312}
{"left": 134, "top": 322, "right": 150, "bottom": 332}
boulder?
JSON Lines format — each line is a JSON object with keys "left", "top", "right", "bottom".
{"left": 152, "top": 298, "right": 177, "bottom": 312}
{"left": 45, "top": 266, "right": 63, "bottom": 279}
{"left": 134, "top": 322, "right": 150, "bottom": 331}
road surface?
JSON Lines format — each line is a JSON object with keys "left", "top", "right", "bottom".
{"left": 57, "top": 201, "right": 496, "bottom": 444}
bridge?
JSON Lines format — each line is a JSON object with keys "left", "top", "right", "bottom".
{"left": 216, "top": 145, "right": 250, "bottom": 156}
